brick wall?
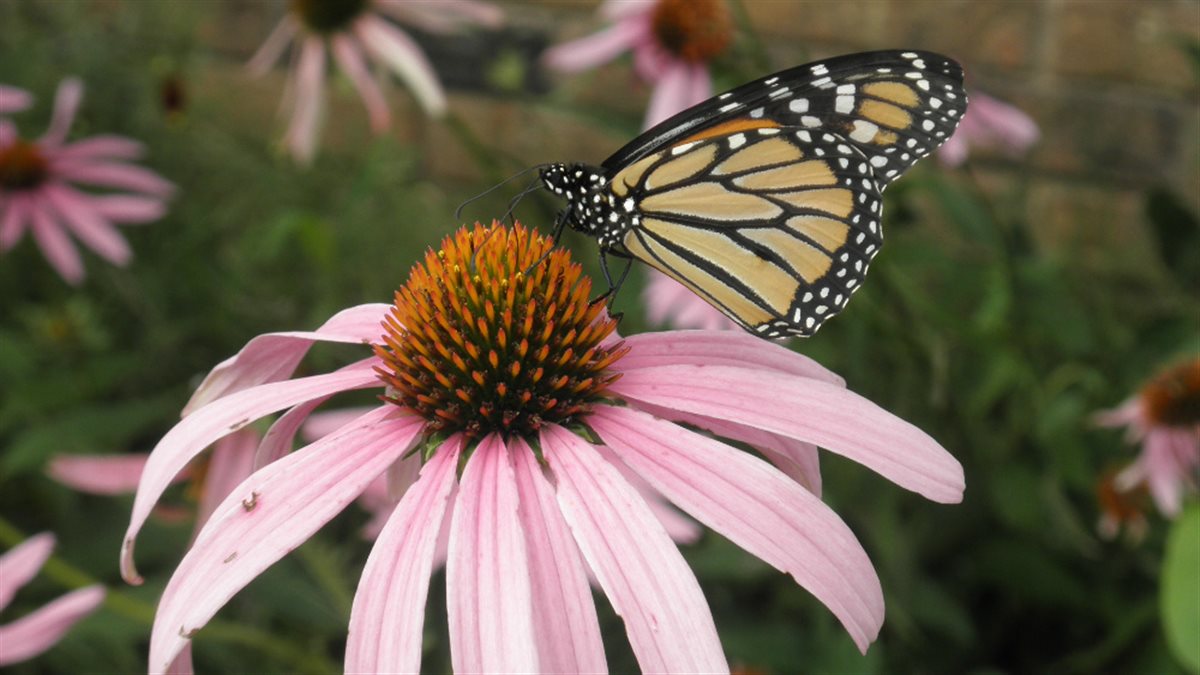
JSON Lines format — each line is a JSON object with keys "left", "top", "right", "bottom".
{"left": 193, "top": 0, "right": 1200, "bottom": 256}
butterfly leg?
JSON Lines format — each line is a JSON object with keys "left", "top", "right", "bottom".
{"left": 590, "top": 249, "right": 634, "bottom": 320}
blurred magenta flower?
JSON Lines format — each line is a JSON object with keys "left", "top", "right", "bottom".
{"left": 543, "top": 0, "right": 732, "bottom": 128}
{"left": 938, "top": 90, "right": 1038, "bottom": 167}
{"left": 0, "top": 78, "right": 174, "bottom": 284}
{"left": 0, "top": 533, "right": 105, "bottom": 666}
{"left": 1096, "top": 359, "right": 1200, "bottom": 517}
{"left": 121, "top": 223, "right": 962, "bottom": 674}
{"left": 0, "top": 85, "right": 32, "bottom": 115}
{"left": 248, "top": 0, "right": 502, "bottom": 164}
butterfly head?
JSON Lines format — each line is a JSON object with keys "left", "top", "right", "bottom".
{"left": 539, "top": 163, "right": 618, "bottom": 242}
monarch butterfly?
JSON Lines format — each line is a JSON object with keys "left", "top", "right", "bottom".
{"left": 539, "top": 50, "right": 967, "bottom": 338}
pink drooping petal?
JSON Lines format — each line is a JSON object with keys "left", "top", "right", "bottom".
{"left": 375, "top": 0, "right": 504, "bottom": 33}
{"left": 541, "top": 18, "right": 647, "bottom": 74}
{"left": 357, "top": 452, "right": 424, "bottom": 540}
{"left": 55, "top": 135, "right": 144, "bottom": 162}
{"left": 122, "top": 368, "right": 382, "bottom": 584}
{"left": 616, "top": 329, "right": 844, "bottom": 386}
{"left": 39, "top": 78, "right": 83, "bottom": 148}
{"left": 28, "top": 200, "right": 84, "bottom": 284}
{"left": 613, "top": 364, "right": 965, "bottom": 503}
{"left": 447, "top": 435, "right": 539, "bottom": 673}
{"left": 1141, "top": 428, "right": 1199, "bottom": 517}
{"left": 0, "top": 585, "right": 105, "bottom": 666}
{"left": 355, "top": 15, "right": 447, "bottom": 117}
{"left": 194, "top": 429, "right": 259, "bottom": 530}
{"left": 0, "top": 192, "right": 31, "bottom": 250}
{"left": 628, "top": 398, "right": 823, "bottom": 496}
{"left": 541, "top": 424, "right": 728, "bottom": 673}
{"left": 0, "top": 84, "right": 33, "bottom": 114}
{"left": 645, "top": 59, "right": 708, "bottom": 128}
{"left": 50, "top": 160, "right": 175, "bottom": 197}
{"left": 46, "top": 454, "right": 152, "bottom": 495}
{"left": 164, "top": 644, "right": 194, "bottom": 675}
{"left": 86, "top": 194, "right": 167, "bottom": 224}
{"left": 344, "top": 436, "right": 461, "bottom": 673}
{"left": 284, "top": 37, "right": 326, "bottom": 165}
{"left": 509, "top": 438, "right": 607, "bottom": 672}
{"left": 301, "top": 407, "right": 373, "bottom": 442}
{"left": 644, "top": 270, "right": 740, "bottom": 331}
{"left": 147, "top": 407, "right": 422, "bottom": 673}
{"left": 182, "top": 303, "right": 389, "bottom": 415}
{"left": 330, "top": 35, "right": 391, "bottom": 134}
{"left": 42, "top": 183, "right": 132, "bottom": 265}
{"left": 0, "top": 533, "right": 56, "bottom": 610}
{"left": 594, "top": 441, "right": 703, "bottom": 542}
{"left": 591, "top": 406, "right": 885, "bottom": 652}
{"left": 246, "top": 15, "right": 299, "bottom": 77}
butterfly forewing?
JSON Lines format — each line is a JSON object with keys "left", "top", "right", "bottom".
{"left": 604, "top": 50, "right": 965, "bottom": 190}
{"left": 613, "top": 126, "right": 883, "bottom": 337}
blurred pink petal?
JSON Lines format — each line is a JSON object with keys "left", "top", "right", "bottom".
{"left": 644, "top": 269, "right": 741, "bottom": 331}
{"left": 0, "top": 85, "right": 32, "bottom": 115}
{"left": 246, "top": 16, "right": 298, "bottom": 77}
{"left": 0, "top": 192, "right": 31, "bottom": 250}
{"left": 345, "top": 437, "right": 460, "bottom": 673}
{"left": 29, "top": 201, "right": 85, "bottom": 284}
{"left": 510, "top": 437, "right": 607, "bottom": 672}
{"left": 939, "top": 91, "right": 1038, "bottom": 167}
{"left": 284, "top": 36, "right": 326, "bottom": 165}
{"left": 47, "top": 454, "right": 150, "bottom": 495}
{"left": 40, "top": 78, "right": 83, "bottom": 147}
{"left": 355, "top": 14, "right": 447, "bottom": 117}
{"left": 644, "top": 59, "right": 709, "bottom": 127}
{"left": 49, "top": 160, "right": 176, "bottom": 197}
{"left": 0, "top": 533, "right": 56, "bottom": 610}
{"left": 330, "top": 35, "right": 391, "bottom": 133}
{"left": 147, "top": 408, "right": 423, "bottom": 673}
{"left": 376, "top": 0, "right": 503, "bottom": 33}
{"left": 542, "top": 424, "right": 728, "bottom": 672}
{"left": 86, "top": 194, "right": 167, "bottom": 224}
{"left": 56, "top": 135, "right": 144, "bottom": 161}
{"left": 542, "top": 19, "right": 649, "bottom": 74}
{"left": 0, "top": 585, "right": 105, "bottom": 666}
{"left": 43, "top": 183, "right": 132, "bottom": 265}
{"left": 195, "top": 429, "right": 261, "bottom": 528}
{"left": 446, "top": 435, "right": 538, "bottom": 673}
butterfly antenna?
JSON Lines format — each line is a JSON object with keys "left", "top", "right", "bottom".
{"left": 521, "top": 207, "right": 571, "bottom": 276}
{"left": 454, "top": 164, "right": 549, "bottom": 223}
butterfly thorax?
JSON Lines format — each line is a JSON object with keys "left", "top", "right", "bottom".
{"left": 540, "top": 163, "right": 632, "bottom": 251}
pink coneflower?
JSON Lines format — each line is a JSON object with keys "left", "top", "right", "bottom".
{"left": 1096, "top": 359, "right": 1200, "bottom": 517}
{"left": 938, "top": 90, "right": 1038, "bottom": 167}
{"left": 248, "top": 0, "right": 502, "bottom": 164}
{"left": 0, "top": 533, "right": 106, "bottom": 666}
{"left": 0, "top": 78, "right": 174, "bottom": 284}
{"left": 543, "top": 0, "right": 732, "bottom": 128}
{"left": 122, "top": 223, "right": 962, "bottom": 674}
{"left": 0, "top": 85, "right": 32, "bottom": 115}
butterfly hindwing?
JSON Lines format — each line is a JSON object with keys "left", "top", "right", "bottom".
{"left": 612, "top": 125, "right": 882, "bottom": 338}
{"left": 604, "top": 50, "right": 965, "bottom": 190}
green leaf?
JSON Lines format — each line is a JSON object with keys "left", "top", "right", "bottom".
{"left": 1163, "top": 504, "right": 1200, "bottom": 673}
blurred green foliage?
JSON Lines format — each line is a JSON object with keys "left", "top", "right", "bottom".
{"left": 1, "top": 2, "right": 1198, "bottom": 674}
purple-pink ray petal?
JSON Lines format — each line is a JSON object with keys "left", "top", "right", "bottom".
{"left": 183, "top": 305, "right": 388, "bottom": 415}
{"left": 46, "top": 453, "right": 153, "bottom": 495}
{"left": 148, "top": 407, "right": 422, "bottom": 673}
{"left": 51, "top": 160, "right": 176, "bottom": 197}
{"left": 56, "top": 135, "right": 144, "bottom": 162}
{"left": 375, "top": 0, "right": 504, "bottom": 33}
{"left": 284, "top": 36, "right": 326, "bottom": 165}
{"left": 0, "top": 533, "right": 56, "bottom": 610}
{"left": 42, "top": 183, "right": 132, "bottom": 265}
{"left": 541, "top": 19, "right": 646, "bottom": 74}
{"left": 645, "top": 59, "right": 709, "bottom": 128}
{"left": 247, "top": 16, "right": 299, "bottom": 77}
{"left": 0, "top": 84, "right": 32, "bottom": 114}
{"left": 591, "top": 406, "right": 885, "bottom": 652}
{"left": 616, "top": 329, "right": 844, "bottom": 386}
{"left": 122, "top": 368, "right": 382, "bottom": 584}
{"left": 195, "top": 429, "right": 259, "bottom": 530}
{"left": 344, "top": 436, "right": 461, "bottom": 673}
{"left": 28, "top": 201, "right": 84, "bottom": 284}
{"left": 613, "top": 364, "right": 964, "bottom": 503}
{"left": 0, "top": 192, "right": 31, "bottom": 250}
{"left": 330, "top": 34, "right": 391, "bottom": 133}
{"left": 39, "top": 78, "right": 83, "bottom": 147}
{"left": 0, "top": 585, "right": 105, "bottom": 667}
{"left": 509, "top": 437, "right": 608, "bottom": 672}
{"left": 86, "top": 194, "right": 167, "bottom": 224}
{"left": 541, "top": 424, "right": 729, "bottom": 673}
{"left": 355, "top": 15, "right": 446, "bottom": 117}
{"left": 447, "top": 434, "right": 539, "bottom": 673}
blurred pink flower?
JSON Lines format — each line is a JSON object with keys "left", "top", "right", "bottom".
{"left": 543, "top": 0, "right": 732, "bottom": 128}
{"left": 121, "top": 224, "right": 962, "bottom": 674}
{"left": 1096, "top": 359, "right": 1200, "bottom": 517}
{"left": 938, "top": 91, "right": 1038, "bottom": 167}
{"left": 643, "top": 267, "right": 741, "bottom": 331}
{"left": 0, "top": 78, "right": 174, "bottom": 284}
{"left": 0, "top": 85, "right": 32, "bottom": 115}
{"left": 248, "top": 0, "right": 501, "bottom": 164}
{"left": 0, "top": 533, "right": 105, "bottom": 666}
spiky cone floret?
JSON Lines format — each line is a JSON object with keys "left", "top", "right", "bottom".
{"left": 374, "top": 223, "right": 628, "bottom": 440}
